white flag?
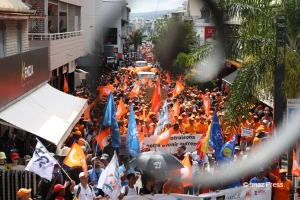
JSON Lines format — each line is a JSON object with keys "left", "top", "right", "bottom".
{"left": 25, "top": 140, "right": 57, "bottom": 181}
{"left": 97, "top": 151, "right": 121, "bottom": 200}
{"left": 154, "top": 101, "right": 169, "bottom": 135}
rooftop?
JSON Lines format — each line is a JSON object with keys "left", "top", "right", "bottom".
{"left": 0, "top": 0, "right": 35, "bottom": 14}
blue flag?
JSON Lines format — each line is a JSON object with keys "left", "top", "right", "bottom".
{"left": 209, "top": 112, "right": 223, "bottom": 157}
{"left": 154, "top": 101, "right": 170, "bottom": 135}
{"left": 217, "top": 136, "right": 236, "bottom": 165}
{"left": 102, "top": 93, "right": 121, "bottom": 148}
{"left": 126, "top": 104, "right": 141, "bottom": 157}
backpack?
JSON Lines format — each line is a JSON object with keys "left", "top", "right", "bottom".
{"left": 124, "top": 185, "right": 137, "bottom": 196}
{"left": 74, "top": 184, "right": 93, "bottom": 199}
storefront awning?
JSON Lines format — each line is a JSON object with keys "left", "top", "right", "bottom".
{"left": 0, "top": 83, "right": 87, "bottom": 149}
{"left": 222, "top": 70, "right": 238, "bottom": 85}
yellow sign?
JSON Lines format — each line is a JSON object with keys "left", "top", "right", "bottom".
{"left": 4, "top": 164, "right": 13, "bottom": 170}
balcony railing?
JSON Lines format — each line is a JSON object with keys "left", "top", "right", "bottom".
{"left": 28, "top": 30, "right": 83, "bottom": 41}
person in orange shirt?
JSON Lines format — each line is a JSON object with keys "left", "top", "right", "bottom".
{"left": 261, "top": 120, "right": 271, "bottom": 136}
{"left": 170, "top": 123, "right": 181, "bottom": 135}
{"left": 162, "top": 172, "right": 184, "bottom": 194}
{"left": 247, "top": 112, "right": 254, "bottom": 124}
{"left": 238, "top": 116, "right": 249, "bottom": 151}
{"left": 17, "top": 188, "right": 33, "bottom": 200}
{"left": 268, "top": 169, "right": 294, "bottom": 200}
{"left": 178, "top": 116, "right": 186, "bottom": 132}
{"left": 118, "top": 120, "right": 127, "bottom": 135}
{"left": 252, "top": 128, "right": 265, "bottom": 154}
{"left": 76, "top": 118, "right": 85, "bottom": 134}
{"left": 197, "top": 116, "right": 208, "bottom": 134}
{"left": 252, "top": 116, "right": 261, "bottom": 131}
{"left": 195, "top": 116, "right": 201, "bottom": 125}
{"left": 182, "top": 113, "right": 189, "bottom": 125}
{"left": 184, "top": 117, "right": 199, "bottom": 134}
{"left": 73, "top": 130, "right": 86, "bottom": 146}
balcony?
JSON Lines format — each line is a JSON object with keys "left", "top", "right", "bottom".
{"left": 29, "top": 31, "right": 84, "bottom": 71}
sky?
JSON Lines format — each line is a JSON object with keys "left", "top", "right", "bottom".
{"left": 127, "top": 0, "right": 185, "bottom": 13}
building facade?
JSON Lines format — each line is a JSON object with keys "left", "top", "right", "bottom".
{"left": 24, "top": 0, "right": 84, "bottom": 92}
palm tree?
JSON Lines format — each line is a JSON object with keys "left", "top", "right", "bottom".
{"left": 174, "top": 0, "right": 300, "bottom": 121}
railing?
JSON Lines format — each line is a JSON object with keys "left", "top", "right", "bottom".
{"left": 0, "top": 170, "right": 38, "bottom": 200}
{"left": 28, "top": 30, "right": 83, "bottom": 41}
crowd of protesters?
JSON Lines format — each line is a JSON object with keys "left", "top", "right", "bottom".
{"left": 0, "top": 59, "right": 295, "bottom": 200}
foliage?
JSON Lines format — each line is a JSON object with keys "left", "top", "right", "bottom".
{"left": 130, "top": 30, "right": 146, "bottom": 51}
{"left": 153, "top": 18, "right": 198, "bottom": 74}
{"left": 183, "top": 69, "right": 216, "bottom": 91}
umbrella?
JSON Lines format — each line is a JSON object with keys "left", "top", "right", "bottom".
{"left": 128, "top": 151, "right": 184, "bottom": 172}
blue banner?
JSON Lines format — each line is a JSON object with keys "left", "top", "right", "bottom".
{"left": 126, "top": 104, "right": 141, "bottom": 157}
{"left": 102, "top": 93, "right": 121, "bottom": 148}
{"left": 209, "top": 112, "right": 223, "bottom": 159}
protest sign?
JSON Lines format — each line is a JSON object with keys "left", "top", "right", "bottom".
{"left": 241, "top": 127, "right": 253, "bottom": 137}
{"left": 121, "top": 186, "right": 271, "bottom": 200}
{"left": 143, "top": 134, "right": 202, "bottom": 153}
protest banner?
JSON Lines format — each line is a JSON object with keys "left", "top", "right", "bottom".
{"left": 121, "top": 186, "right": 271, "bottom": 200}
{"left": 143, "top": 134, "right": 202, "bottom": 153}
{"left": 241, "top": 127, "right": 253, "bottom": 137}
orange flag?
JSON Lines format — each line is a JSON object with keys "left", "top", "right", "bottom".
{"left": 83, "top": 107, "right": 90, "bottom": 120}
{"left": 166, "top": 73, "right": 171, "bottom": 84}
{"left": 172, "top": 100, "right": 180, "bottom": 116}
{"left": 116, "top": 98, "right": 127, "bottom": 120}
{"left": 129, "top": 80, "right": 141, "bottom": 99}
{"left": 173, "top": 81, "right": 184, "bottom": 97}
{"left": 155, "top": 129, "right": 171, "bottom": 145}
{"left": 203, "top": 95, "right": 211, "bottom": 116}
{"left": 181, "top": 155, "right": 192, "bottom": 187}
{"left": 63, "top": 143, "right": 88, "bottom": 177}
{"left": 114, "top": 77, "right": 119, "bottom": 84}
{"left": 63, "top": 75, "right": 69, "bottom": 93}
{"left": 292, "top": 149, "right": 300, "bottom": 176}
{"left": 142, "top": 75, "right": 148, "bottom": 85}
{"left": 151, "top": 79, "right": 161, "bottom": 113}
{"left": 170, "top": 111, "right": 176, "bottom": 125}
{"left": 98, "top": 85, "right": 115, "bottom": 96}
{"left": 95, "top": 127, "right": 111, "bottom": 150}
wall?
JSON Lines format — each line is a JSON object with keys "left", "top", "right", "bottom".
{"left": 59, "top": 0, "right": 84, "bottom": 7}
{"left": 6, "top": 20, "right": 29, "bottom": 57}
{"left": 29, "top": 35, "right": 84, "bottom": 70}
{"left": 188, "top": 0, "right": 203, "bottom": 17}
{"left": 81, "top": 0, "right": 96, "bottom": 55}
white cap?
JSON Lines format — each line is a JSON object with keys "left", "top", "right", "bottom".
{"left": 79, "top": 172, "right": 85, "bottom": 178}
{"left": 81, "top": 146, "right": 86, "bottom": 152}
{"left": 57, "top": 147, "right": 70, "bottom": 157}
{"left": 262, "top": 119, "right": 268, "bottom": 124}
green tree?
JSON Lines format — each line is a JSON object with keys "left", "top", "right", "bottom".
{"left": 130, "top": 30, "right": 146, "bottom": 60}
{"left": 153, "top": 18, "right": 198, "bottom": 74}
{"left": 171, "top": 0, "right": 300, "bottom": 122}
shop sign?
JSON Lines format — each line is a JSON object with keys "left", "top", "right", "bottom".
{"left": 0, "top": 47, "right": 49, "bottom": 108}
{"left": 205, "top": 26, "right": 216, "bottom": 39}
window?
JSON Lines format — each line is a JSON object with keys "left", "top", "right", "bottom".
{"left": 0, "top": 21, "right": 6, "bottom": 58}
{"left": 17, "top": 22, "right": 22, "bottom": 53}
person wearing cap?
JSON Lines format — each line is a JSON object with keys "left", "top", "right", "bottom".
{"left": 100, "top": 153, "right": 110, "bottom": 167}
{"left": 197, "top": 116, "right": 208, "bottom": 134}
{"left": 17, "top": 188, "right": 32, "bottom": 200}
{"left": 10, "top": 152, "right": 25, "bottom": 170}
{"left": 48, "top": 182, "right": 69, "bottom": 200}
{"left": 88, "top": 156, "right": 104, "bottom": 195}
{"left": 252, "top": 127, "right": 266, "bottom": 154}
{"left": 70, "top": 172, "right": 103, "bottom": 200}
{"left": 0, "top": 152, "right": 6, "bottom": 169}
{"left": 177, "top": 116, "right": 186, "bottom": 132}
{"left": 184, "top": 117, "right": 199, "bottom": 134}
{"left": 253, "top": 115, "right": 261, "bottom": 131}
{"left": 268, "top": 168, "right": 294, "bottom": 200}
{"left": 259, "top": 120, "right": 271, "bottom": 136}
{"left": 249, "top": 168, "right": 269, "bottom": 186}
{"left": 23, "top": 155, "right": 31, "bottom": 167}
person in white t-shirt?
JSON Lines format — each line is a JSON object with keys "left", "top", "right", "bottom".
{"left": 70, "top": 172, "right": 103, "bottom": 200}
{"left": 119, "top": 173, "right": 137, "bottom": 199}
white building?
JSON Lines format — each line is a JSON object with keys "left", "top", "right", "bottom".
{"left": 26, "top": 0, "right": 84, "bottom": 91}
